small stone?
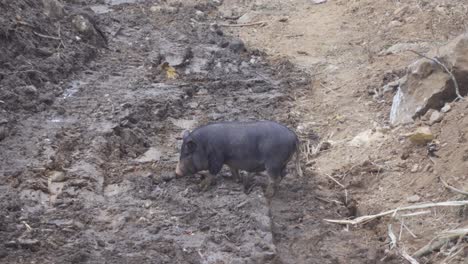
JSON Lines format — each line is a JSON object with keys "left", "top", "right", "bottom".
{"left": 188, "top": 102, "right": 199, "bottom": 109}
{"left": 407, "top": 195, "right": 421, "bottom": 203}
{"left": 237, "top": 12, "right": 258, "bottom": 24}
{"left": 320, "top": 141, "right": 332, "bottom": 151}
{"left": 0, "top": 127, "right": 7, "bottom": 141}
{"left": 388, "top": 20, "right": 403, "bottom": 28}
{"left": 441, "top": 103, "right": 451, "bottom": 113}
{"left": 409, "top": 126, "right": 434, "bottom": 145}
{"left": 42, "top": 0, "right": 64, "bottom": 19}
{"left": 72, "top": 15, "right": 93, "bottom": 35}
{"left": 136, "top": 147, "right": 162, "bottom": 163}
{"left": 410, "top": 164, "right": 419, "bottom": 173}
{"left": 424, "top": 164, "right": 433, "bottom": 172}
{"left": 400, "top": 151, "right": 410, "bottom": 160}
{"left": 18, "top": 239, "right": 40, "bottom": 249}
{"left": 23, "top": 85, "right": 38, "bottom": 95}
{"left": 278, "top": 17, "right": 289, "bottom": 22}
{"left": 429, "top": 110, "right": 443, "bottom": 125}
{"left": 228, "top": 39, "right": 246, "bottom": 53}
{"left": 393, "top": 5, "right": 410, "bottom": 18}
{"left": 195, "top": 10, "right": 205, "bottom": 19}
{"left": 50, "top": 171, "right": 66, "bottom": 182}
{"left": 198, "top": 88, "right": 208, "bottom": 95}
{"left": 150, "top": 6, "right": 162, "bottom": 12}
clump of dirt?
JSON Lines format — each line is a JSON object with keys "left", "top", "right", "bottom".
{"left": 0, "top": 0, "right": 105, "bottom": 121}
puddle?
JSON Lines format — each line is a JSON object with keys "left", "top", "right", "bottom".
{"left": 107, "top": 0, "right": 142, "bottom": 5}
{"left": 63, "top": 80, "right": 83, "bottom": 98}
{"left": 170, "top": 118, "right": 197, "bottom": 130}
{"left": 90, "top": 5, "right": 111, "bottom": 14}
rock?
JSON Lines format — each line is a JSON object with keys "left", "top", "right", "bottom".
{"left": 429, "top": 110, "right": 443, "bottom": 124}
{"left": 319, "top": 141, "right": 332, "bottom": 151}
{"left": 149, "top": 5, "right": 177, "bottom": 14}
{"left": 0, "top": 127, "right": 7, "bottom": 141}
{"left": 42, "top": 0, "right": 64, "bottom": 19}
{"left": 393, "top": 5, "right": 410, "bottom": 19}
{"left": 18, "top": 239, "right": 40, "bottom": 249}
{"left": 237, "top": 12, "right": 259, "bottom": 24}
{"left": 72, "top": 15, "right": 94, "bottom": 35}
{"left": 311, "top": 0, "right": 327, "bottom": 4}
{"left": 390, "top": 33, "right": 468, "bottom": 125}
{"left": 409, "top": 126, "right": 434, "bottom": 145}
{"left": 278, "top": 17, "right": 289, "bottom": 22}
{"left": 380, "top": 42, "right": 429, "bottom": 55}
{"left": 348, "top": 129, "right": 386, "bottom": 147}
{"left": 135, "top": 147, "right": 162, "bottom": 163}
{"left": 195, "top": 10, "right": 205, "bottom": 20}
{"left": 382, "top": 79, "right": 400, "bottom": 93}
{"left": 228, "top": 39, "right": 246, "bottom": 53}
{"left": 50, "top": 171, "right": 66, "bottom": 182}
{"left": 162, "top": 47, "right": 192, "bottom": 67}
{"left": 441, "top": 103, "right": 451, "bottom": 113}
{"left": 407, "top": 195, "right": 421, "bottom": 203}
{"left": 150, "top": 5, "right": 162, "bottom": 12}
{"left": 388, "top": 20, "right": 403, "bottom": 28}
{"left": 22, "top": 85, "right": 38, "bottom": 95}
{"left": 410, "top": 164, "right": 419, "bottom": 173}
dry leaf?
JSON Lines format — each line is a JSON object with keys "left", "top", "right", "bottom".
{"left": 161, "top": 62, "right": 178, "bottom": 79}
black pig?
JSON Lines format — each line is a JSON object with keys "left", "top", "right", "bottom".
{"left": 175, "top": 120, "right": 302, "bottom": 198}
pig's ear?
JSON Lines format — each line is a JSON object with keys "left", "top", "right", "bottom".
{"left": 182, "top": 130, "right": 190, "bottom": 139}
{"left": 186, "top": 139, "right": 197, "bottom": 153}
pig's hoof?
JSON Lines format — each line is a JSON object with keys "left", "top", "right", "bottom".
{"left": 265, "top": 185, "right": 275, "bottom": 199}
{"left": 199, "top": 178, "right": 213, "bottom": 192}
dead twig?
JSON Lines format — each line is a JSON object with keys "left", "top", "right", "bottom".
{"left": 324, "top": 200, "right": 468, "bottom": 225}
{"left": 413, "top": 227, "right": 468, "bottom": 258}
{"left": 413, "top": 238, "right": 452, "bottom": 258}
{"left": 21, "top": 221, "right": 32, "bottom": 231}
{"left": 33, "top": 31, "right": 61, "bottom": 41}
{"left": 325, "top": 174, "right": 345, "bottom": 189}
{"left": 440, "top": 245, "right": 467, "bottom": 264}
{"left": 218, "top": 21, "right": 267, "bottom": 27}
{"left": 388, "top": 224, "right": 397, "bottom": 249}
{"left": 402, "top": 222, "right": 418, "bottom": 239}
{"left": 440, "top": 177, "right": 468, "bottom": 196}
{"left": 400, "top": 249, "right": 420, "bottom": 264}
{"left": 408, "top": 50, "right": 463, "bottom": 100}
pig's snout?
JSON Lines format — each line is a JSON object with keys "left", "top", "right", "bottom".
{"left": 175, "top": 162, "right": 183, "bottom": 177}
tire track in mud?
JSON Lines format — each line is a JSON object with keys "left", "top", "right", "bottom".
{"left": 0, "top": 2, "right": 317, "bottom": 263}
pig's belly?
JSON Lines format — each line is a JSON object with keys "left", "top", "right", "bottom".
{"left": 225, "top": 159, "right": 265, "bottom": 172}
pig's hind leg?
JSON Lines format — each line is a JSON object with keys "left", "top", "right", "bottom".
{"left": 265, "top": 166, "right": 283, "bottom": 199}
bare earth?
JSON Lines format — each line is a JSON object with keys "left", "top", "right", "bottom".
{"left": 0, "top": 0, "right": 467, "bottom": 263}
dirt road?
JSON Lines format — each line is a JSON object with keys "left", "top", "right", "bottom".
{"left": 1, "top": 0, "right": 467, "bottom": 263}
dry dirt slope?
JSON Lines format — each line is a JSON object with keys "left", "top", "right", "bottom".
{"left": 223, "top": 0, "right": 468, "bottom": 263}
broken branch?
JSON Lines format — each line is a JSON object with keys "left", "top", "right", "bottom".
{"left": 33, "top": 31, "right": 62, "bottom": 40}
{"left": 400, "top": 249, "right": 420, "bottom": 264}
{"left": 413, "top": 227, "right": 468, "bottom": 258}
{"left": 440, "top": 177, "right": 468, "bottom": 196}
{"left": 219, "top": 21, "right": 267, "bottom": 27}
{"left": 324, "top": 200, "right": 468, "bottom": 225}
{"left": 408, "top": 50, "right": 463, "bottom": 100}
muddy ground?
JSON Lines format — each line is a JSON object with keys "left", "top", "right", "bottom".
{"left": 1, "top": 0, "right": 467, "bottom": 264}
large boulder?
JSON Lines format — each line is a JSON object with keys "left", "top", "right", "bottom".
{"left": 390, "top": 33, "right": 468, "bottom": 125}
